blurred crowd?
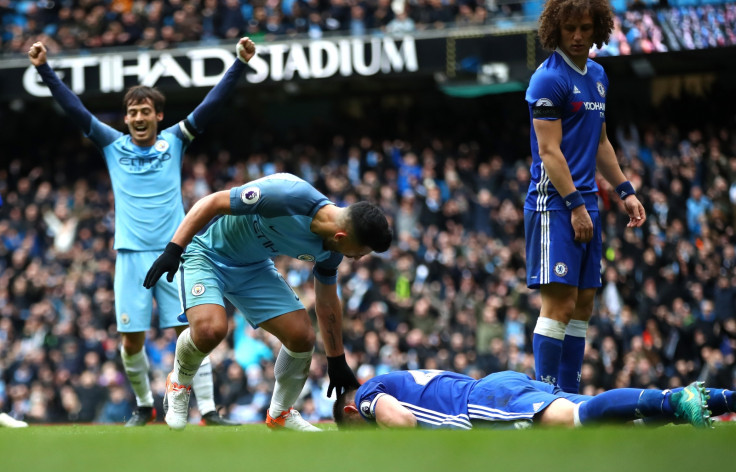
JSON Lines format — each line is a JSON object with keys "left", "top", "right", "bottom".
{"left": 2, "top": 0, "right": 734, "bottom": 59}
{"left": 0, "top": 0, "right": 527, "bottom": 56}
{"left": 1, "top": 79, "right": 736, "bottom": 425}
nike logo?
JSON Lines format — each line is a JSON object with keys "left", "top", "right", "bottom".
{"left": 685, "top": 389, "right": 695, "bottom": 402}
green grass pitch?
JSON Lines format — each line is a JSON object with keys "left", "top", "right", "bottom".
{"left": 1, "top": 422, "right": 735, "bottom": 472}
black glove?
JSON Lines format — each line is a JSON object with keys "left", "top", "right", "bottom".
{"left": 143, "top": 242, "right": 184, "bottom": 289}
{"left": 326, "top": 354, "right": 360, "bottom": 398}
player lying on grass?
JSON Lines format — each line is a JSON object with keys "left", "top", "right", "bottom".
{"left": 334, "top": 369, "right": 722, "bottom": 430}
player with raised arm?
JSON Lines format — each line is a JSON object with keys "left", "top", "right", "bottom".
{"left": 28, "top": 37, "right": 257, "bottom": 427}
{"left": 334, "top": 369, "right": 716, "bottom": 430}
{"left": 524, "top": 0, "right": 646, "bottom": 393}
{"left": 143, "top": 173, "right": 392, "bottom": 431}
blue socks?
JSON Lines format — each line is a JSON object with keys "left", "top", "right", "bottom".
{"left": 533, "top": 318, "right": 588, "bottom": 393}
{"left": 577, "top": 389, "right": 670, "bottom": 425}
{"left": 669, "top": 387, "right": 733, "bottom": 416}
{"left": 558, "top": 320, "right": 588, "bottom": 393}
{"left": 533, "top": 318, "right": 566, "bottom": 386}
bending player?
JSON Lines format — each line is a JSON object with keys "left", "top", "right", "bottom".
{"left": 143, "top": 173, "right": 393, "bottom": 431}
{"left": 334, "top": 369, "right": 717, "bottom": 429}
{"left": 28, "top": 37, "right": 257, "bottom": 426}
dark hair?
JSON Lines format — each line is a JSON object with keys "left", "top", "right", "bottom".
{"left": 537, "top": 0, "right": 614, "bottom": 50}
{"left": 123, "top": 85, "right": 166, "bottom": 113}
{"left": 332, "top": 388, "right": 357, "bottom": 429}
{"left": 348, "top": 201, "right": 393, "bottom": 253}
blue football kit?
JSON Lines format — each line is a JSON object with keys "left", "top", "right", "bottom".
{"left": 179, "top": 173, "right": 344, "bottom": 328}
{"left": 36, "top": 60, "right": 247, "bottom": 332}
{"left": 524, "top": 49, "right": 607, "bottom": 290}
{"left": 355, "top": 370, "right": 589, "bottom": 429}
{"left": 354, "top": 370, "right": 731, "bottom": 429}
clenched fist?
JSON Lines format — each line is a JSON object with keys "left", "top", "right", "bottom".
{"left": 28, "top": 41, "right": 47, "bottom": 66}
{"left": 236, "top": 37, "right": 256, "bottom": 64}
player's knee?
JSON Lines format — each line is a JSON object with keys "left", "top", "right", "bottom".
{"left": 192, "top": 319, "right": 228, "bottom": 350}
{"left": 537, "top": 398, "right": 575, "bottom": 427}
{"left": 282, "top": 329, "right": 315, "bottom": 353}
{"left": 121, "top": 333, "right": 145, "bottom": 354}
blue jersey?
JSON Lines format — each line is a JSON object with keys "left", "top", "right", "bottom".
{"left": 356, "top": 370, "right": 583, "bottom": 430}
{"left": 356, "top": 370, "right": 477, "bottom": 429}
{"left": 525, "top": 49, "right": 608, "bottom": 211}
{"left": 188, "top": 173, "right": 343, "bottom": 284}
{"left": 88, "top": 119, "right": 190, "bottom": 251}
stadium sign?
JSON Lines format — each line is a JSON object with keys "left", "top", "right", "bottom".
{"left": 20, "top": 37, "right": 418, "bottom": 97}
{"left": 0, "top": 29, "right": 544, "bottom": 100}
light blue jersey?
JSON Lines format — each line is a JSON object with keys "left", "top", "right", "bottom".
{"left": 88, "top": 118, "right": 191, "bottom": 251}
{"left": 525, "top": 49, "right": 609, "bottom": 212}
{"left": 188, "top": 173, "right": 343, "bottom": 278}
{"left": 35, "top": 58, "right": 248, "bottom": 332}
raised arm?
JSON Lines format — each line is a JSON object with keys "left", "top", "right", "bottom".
{"left": 185, "top": 37, "right": 256, "bottom": 135}
{"left": 28, "top": 42, "right": 94, "bottom": 134}
{"left": 143, "top": 190, "right": 231, "bottom": 288}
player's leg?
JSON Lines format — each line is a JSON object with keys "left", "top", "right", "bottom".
{"left": 164, "top": 256, "right": 229, "bottom": 430}
{"left": 557, "top": 288, "right": 595, "bottom": 393}
{"left": 535, "top": 283, "right": 576, "bottom": 386}
{"left": 526, "top": 210, "right": 582, "bottom": 387}
{"left": 536, "top": 398, "right": 577, "bottom": 427}
{"left": 115, "top": 251, "right": 156, "bottom": 426}
{"left": 558, "top": 210, "right": 601, "bottom": 393}
{"left": 574, "top": 382, "right": 712, "bottom": 428}
{"left": 644, "top": 386, "right": 733, "bottom": 420}
{"left": 259, "top": 309, "right": 321, "bottom": 431}
{"left": 227, "top": 261, "right": 319, "bottom": 431}
{"left": 159, "top": 274, "right": 237, "bottom": 426}
{"left": 164, "top": 303, "right": 226, "bottom": 430}
{"left": 170, "top": 325, "right": 238, "bottom": 426}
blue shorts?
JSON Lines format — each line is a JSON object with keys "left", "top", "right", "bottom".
{"left": 115, "top": 250, "right": 186, "bottom": 333}
{"left": 467, "top": 371, "right": 561, "bottom": 424}
{"left": 524, "top": 209, "right": 602, "bottom": 289}
{"left": 178, "top": 253, "right": 304, "bottom": 328}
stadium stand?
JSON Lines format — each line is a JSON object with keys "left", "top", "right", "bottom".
{"left": 0, "top": 0, "right": 734, "bottom": 424}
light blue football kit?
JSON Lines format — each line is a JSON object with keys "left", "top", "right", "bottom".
{"left": 36, "top": 59, "right": 248, "bottom": 332}
{"left": 524, "top": 48, "right": 607, "bottom": 290}
{"left": 178, "top": 173, "right": 344, "bottom": 328}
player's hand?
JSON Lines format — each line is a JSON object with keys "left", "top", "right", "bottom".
{"left": 28, "top": 41, "right": 48, "bottom": 66}
{"left": 143, "top": 242, "right": 184, "bottom": 289}
{"left": 236, "top": 37, "right": 256, "bottom": 63}
{"left": 570, "top": 206, "right": 593, "bottom": 243}
{"left": 622, "top": 195, "right": 646, "bottom": 228}
{"left": 326, "top": 354, "right": 360, "bottom": 398}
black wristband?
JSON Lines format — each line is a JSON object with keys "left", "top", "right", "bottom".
{"left": 615, "top": 181, "right": 636, "bottom": 200}
{"left": 164, "top": 242, "right": 184, "bottom": 258}
{"left": 562, "top": 190, "right": 585, "bottom": 210}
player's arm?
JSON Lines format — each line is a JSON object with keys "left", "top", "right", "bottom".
{"left": 595, "top": 123, "right": 646, "bottom": 228}
{"left": 314, "top": 278, "right": 345, "bottom": 358}
{"left": 314, "top": 276, "right": 360, "bottom": 397}
{"left": 143, "top": 190, "right": 231, "bottom": 288}
{"left": 374, "top": 395, "right": 417, "bottom": 428}
{"left": 533, "top": 118, "right": 593, "bottom": 242}
{"left": 28, "top": 42, "right": 93, "bottom": 134}
{"left": 182, "top": 37, "right": 256, "bottom": 138}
